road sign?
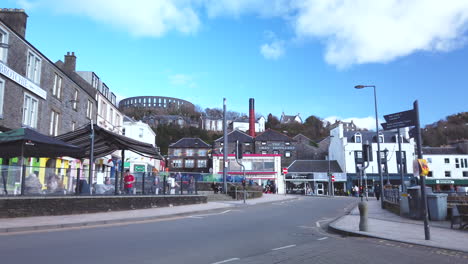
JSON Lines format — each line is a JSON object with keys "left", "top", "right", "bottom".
{"left": 382, "top": 109, "right": 416, "bottom": 130}
{"left": 331, "top": 175, "right": 335, "bottom": 182}
{"left": 282, "top": 168, "right": 288, "bottom": 174}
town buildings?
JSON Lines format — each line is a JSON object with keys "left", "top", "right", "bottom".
{"left": 329, "top": 123, "right": 416, "bottom": 192}
{"left": 280, "top": 112, "right": 302, "bottom": 124}
{"left": 167, "top": 138, "right": 211, "bottom": 173}
{"left": 230, "top": 116, "right": 265, "bottom": 133}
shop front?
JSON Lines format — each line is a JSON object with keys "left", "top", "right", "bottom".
{"left": 425, "top": 179, "right": 468, "bottom": 192}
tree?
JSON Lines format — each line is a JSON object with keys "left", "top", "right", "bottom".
{"left": 266, "top": 113, "right": 280, "bottom": 129}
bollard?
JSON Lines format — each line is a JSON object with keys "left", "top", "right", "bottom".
{"left": 358, "top": 201, "right": 368, "bottom": 232}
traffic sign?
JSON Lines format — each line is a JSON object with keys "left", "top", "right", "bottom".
{"left": 382, "top": 109, "right": 416, "bottom": 130}
{"left": 331, "top": 175, "right": 335, "bottom": 182}
{"left": 282, "top": 168, "right": 288, "bottom": 174}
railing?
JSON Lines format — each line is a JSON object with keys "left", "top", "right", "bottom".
{"left": 0, "top": 164, "right": 264, "bottom": 197}
{"left": 383, "top": 188, "right": 400, "bottom": 204}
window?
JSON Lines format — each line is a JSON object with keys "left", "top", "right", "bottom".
{"left": 139, "top": 128, "right": 144, "bottom": 138}
{"left": 172, "top": 159, "right": 182, "bottom": 168}
{"left": 461, "top": 158, "right": 467, "bottom": 168}
{"left": 245, "top": 143, "right": 250, "bottom": 146}
{"left": 197, "top": 159, "right": 207, "bottom": 168}
{"left": 273, "top": 150, "right": 279, "bottom": 155}
{"left": 86, "top": 100, "right": 93, "bottom": 119}
{"left": 285, "top": 142, "right": 291, "bottom": 146}
{"left": 261, "top": 141, "right": 267, "bottom": 145}
{"left": 464, "top": 159, "right": 468, "bottom": 168}
{"left": 109, "top": 108, "right": 114, "bottom": 124}
{"left": 378, "top": 134, "right": 384, "bottom": 143}
{"left": 285, "top": 151, "right": 291, "bottom": 158}
{"left": 52, "top": 73, "right": 62, "bottom": 99}
{"left": 0, "top": 78, "right": 4, "bottom": 118}
{"left": 261, "top": 151, "right": 267, "bottom": 155}
{"left": 355, "top": 133, "right": 362, "bottom": 143}
{"left": 396, "top": 151, "right": 407, "bottom": 174}
{"left": 72, "top": 89, "right": 78, "bottom": 110}
{"left": 49, "top": 110, "right": 60, "bottom": 136}
{"left": 444, "top": 158, "right": 450, "bottom": 164}
{"left": 100, "top": 100, "right": 107, "bottom": 118}
{"left": 427, "top": 171, "right": 433, "bottom": 177}
{"left": 0, "top": 27, "right": 8, "bottom": 62}
{"left": 71, "top": 122, "right": 76, "bottom": 131}
{"left": 186, "top": 149, "right": 194, "bottom": 156}
{"left": 185, "top": 159, "right": 195, "bottom": 168}
{"left": 445, "top": 171, "right": 451, "bottom": 177}
{"left": 463, "top": 171, "right": 468, "bottom": 177}
{"left": 455, "top": 158, "right": 460, "bottom": 168}
{"left": 173, "top": 149, "right": 182, "bottom": 156}
{"left": 427, "top": 158, "right": 432, "bottom": 163}
{"left": 22, "top": 93, "right": 39, "bottom": 128}
{"left": 26, "top": 51, "right": 41, "bottom": 84}
{"left": 245, "top": 151, "right": 251, "bottom": 154}
{"left": 198, "top": 149, "right": 207, "bottom": 156}
{"left": 115, "top": 114, "right": 120, "bottom": 127}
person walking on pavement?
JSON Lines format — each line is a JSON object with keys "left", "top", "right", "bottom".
{"left": 375, "top": 184, "right": 381, "bottom": 201}
{"left": 123, "top": 169, "right": 135, "bottom": 195}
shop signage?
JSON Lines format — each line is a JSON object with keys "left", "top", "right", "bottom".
{"left": 0, "top": 61, "right": 47, "bottom": 99}
{"left": 258, "top": 146, "right": 295, "bottom": 150}
{"left": 435, "top": 180, "right": 454, "bottom": 184}
{"left": 134, "top": 165, "right": 145, "bottom": 172}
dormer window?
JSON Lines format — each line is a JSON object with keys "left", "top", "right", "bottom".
{"left": 379, "top": 134, "right": 384, "bottom": 143}
{"left": 355, "top": 133, "right": 362, "bottom": 143}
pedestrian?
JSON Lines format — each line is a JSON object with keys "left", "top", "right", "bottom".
{"left": 123, "top": 169, "right": 135, "bottom": 195}
{"left": 375, "top": 184, "right": 381, "bottom": 201}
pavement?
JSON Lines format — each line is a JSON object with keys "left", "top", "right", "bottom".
{"left": 329, "top": 198, "right": 468, "bottom": 253}
{"left": 0, "top": 194, "right": 298, "bottom": 233}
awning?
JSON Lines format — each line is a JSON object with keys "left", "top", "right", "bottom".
{"left": 0, "top": 128, "right": 85, "bottom": 158}
{"left": 56, "top": 124, "right": 163, "bottom": 159}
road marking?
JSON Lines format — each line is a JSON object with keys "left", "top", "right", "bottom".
{"left": 272, "top": 244, "right": 296, "bottom": 251}
{"left": 211, "top": 258, "right": 240, "bottom": 264}
{"left": 297, "top": 225, "right": 315, "bottom": 229}
{"left": 317, "top": 237, "right": 328, "bottom": 241}
{"left": 188, "top": 210, "right": 236, "bottom": 219}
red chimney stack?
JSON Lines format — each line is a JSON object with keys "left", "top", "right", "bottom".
{"left": 249, "top": 98, "right": 255, "bottom": 137}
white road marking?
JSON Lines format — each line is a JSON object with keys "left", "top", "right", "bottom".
{"left": 317, "top": 237, "right": 328, "bottom": 241}
{"left": 272, "top": 244, "right": 296, "bottom": 251}
{"left": 297, "top": 225, "right": 315, "bottom": 229}
{"left": 188, "top": 210, "right": 236, "bottom": 219}
{"left": 211, "top": 258, "right": 240, "bottom": 264}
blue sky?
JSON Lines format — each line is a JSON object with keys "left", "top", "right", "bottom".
{"left": 8, "top": 0, "right": 468, "bottom": 129}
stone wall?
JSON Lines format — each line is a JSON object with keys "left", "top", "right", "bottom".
{"left": 0, "top": 195, "right": 207, "bottom": 218}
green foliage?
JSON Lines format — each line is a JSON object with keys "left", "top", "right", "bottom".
{"left": 422, "top": 112, "right": 468, "bottom": 147}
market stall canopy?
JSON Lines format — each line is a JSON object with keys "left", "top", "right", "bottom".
{"left": 56, "top": 124, "right": 163, "bottom": 159}
{"left": 0, "top": 128, "right": 85, "bottom": 158}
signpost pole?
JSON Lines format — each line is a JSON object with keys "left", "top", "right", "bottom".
{"left": 223, "top": 98, "right": 228, "bottom": 194}
{"left": 397, "top": 128, "right": 405, "bottom": 192}
{"left": 414, "top": 100, "right": 430, "bottom": 240}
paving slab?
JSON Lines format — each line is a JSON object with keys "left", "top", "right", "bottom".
{"left": 0, "top": 194, "right": 297, "bottom": 233}
{"left": 329, "top": 199, "right": 468, "bottom": 253}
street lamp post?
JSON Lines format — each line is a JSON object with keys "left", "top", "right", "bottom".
{"left": 384, "top": 148, "right": 390, "bottom": 185}
{"left": 328, "top": 135, "right": 334, "bottom": 196}
{"left": 355, "top": 85, "right": 384, "bottom": 209}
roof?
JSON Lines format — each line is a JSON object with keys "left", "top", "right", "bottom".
{"left": 287, "top": 160, "right": 343, "bottom": 173}
{"left": 215, "top": 130, "right": 254, "bottom": 143}
{"left": 293, "top": 134, "right": 312, "bottom": 142}
{"left": 422, "top": 147, "right": 465, "bottom": 155}
{"left": 0, "top": 128, "right": 84, "bottom": 159}
{"left": 343, "top": 131, "right": 409, "bottom": 143}
{"left": 169, "top": 138, "right": 210, "bottom": 148}
{"left": 56, "top": 124, "right": 162, "bottom": 159}
{"left": 255, "top": 129, "right": 293, "bottom": 142}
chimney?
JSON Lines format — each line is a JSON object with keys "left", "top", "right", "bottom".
{"left": 249, "top": 98, "right": 255, "bottom": 137}
{"left": 64, "top": 52, "right": 76, "bottom": 72}
{"left": 0, "top": 8, "right": 28, "bottom": 38}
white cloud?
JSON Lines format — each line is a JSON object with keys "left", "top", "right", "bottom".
{"left": 260, "top": 30, "right": 285, "bottom": 60}
{"left": 169, "top": 73, "right": 197, "bottom": 88}
{"left": 324, "top": 116, "right": 384, "bottom": 131}
{"left": 18, "top": 0, "right": 468, "bottom": 67}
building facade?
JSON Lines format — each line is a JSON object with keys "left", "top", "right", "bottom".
{"left": 280, "top": 112, "right": 302, "bottom": 124}
{"left": 231, "top": 116, "right": 266, "bottom": 133}
{"left": 422, "top": 146, "right": 468, "bottom": 191}
{"left": 214, "top": 129, "right": 255, "bottom": 155}
{"left": 167, "top": 138, "right": 211, "bottom": 173}
{"left": 255, "top": 129, "right": 296, "bottom": 167}
{"left": 0, "top": 9, "right": 97, "bottom": 135}
{"left": 329, "top": 124, "right": 416, "bottom": 191}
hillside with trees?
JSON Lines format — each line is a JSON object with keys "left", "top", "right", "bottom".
{"left": 422, "top": 112, "right": 468, "bottom": 147}
{"left": 265, "top": 113, "right": 330, "bottom": 141}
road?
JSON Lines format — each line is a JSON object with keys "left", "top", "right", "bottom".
{"left": 1, "top": 196, "right": 467, "bottom": 264}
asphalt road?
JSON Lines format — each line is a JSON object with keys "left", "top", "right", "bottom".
{"left": 1, "top": 196, "right": 467, "bottom": 264}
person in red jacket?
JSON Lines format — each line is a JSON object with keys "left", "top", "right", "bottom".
{"left": 123, "top": 169, "right": 135, "bottom": 195}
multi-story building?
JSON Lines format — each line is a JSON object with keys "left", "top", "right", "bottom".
{"left": 200, "top": 115, "right": 225, "bottom": 132}
{"left": 167, "top": 138, "right": 211, "bottom": 173}
{"left": 329, "top": 120, "right": 357, "bottom": 132}
{"left": 293, "top": 134, "right": 320, "bottom": 160}
{"left": 214, "top": 129, "right": 255, "bottom": 155}
{"left": 212, "top": 153, "right": 285, "bottom": 194}
{"left": 122, "top": 116, "right": 163, "bottom": 173}
{"left": 0, "top": 9, "right": 97, "bottom": 135}
{"left": 255, "top": 129, "right": 296, "bottom": 167}
{"left": 329, "top": 123, "right": 416, "bottom": 191}
{"left": 422, "top": 145, "right": 468, "bottom": 191}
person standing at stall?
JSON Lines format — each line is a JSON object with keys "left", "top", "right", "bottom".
{"left": 123, "top": 169, "right": 135, "bottom": 195}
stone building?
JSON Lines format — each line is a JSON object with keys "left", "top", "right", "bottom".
{"left": 167, "top": 138, "right": 211, "bottom": 173}
{"left": 0, "top": 9, "right": 97, "bottom": 135}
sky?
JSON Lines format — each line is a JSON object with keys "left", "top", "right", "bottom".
{"left": 6, "top": 0, "right": 468, "bottom": 129}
